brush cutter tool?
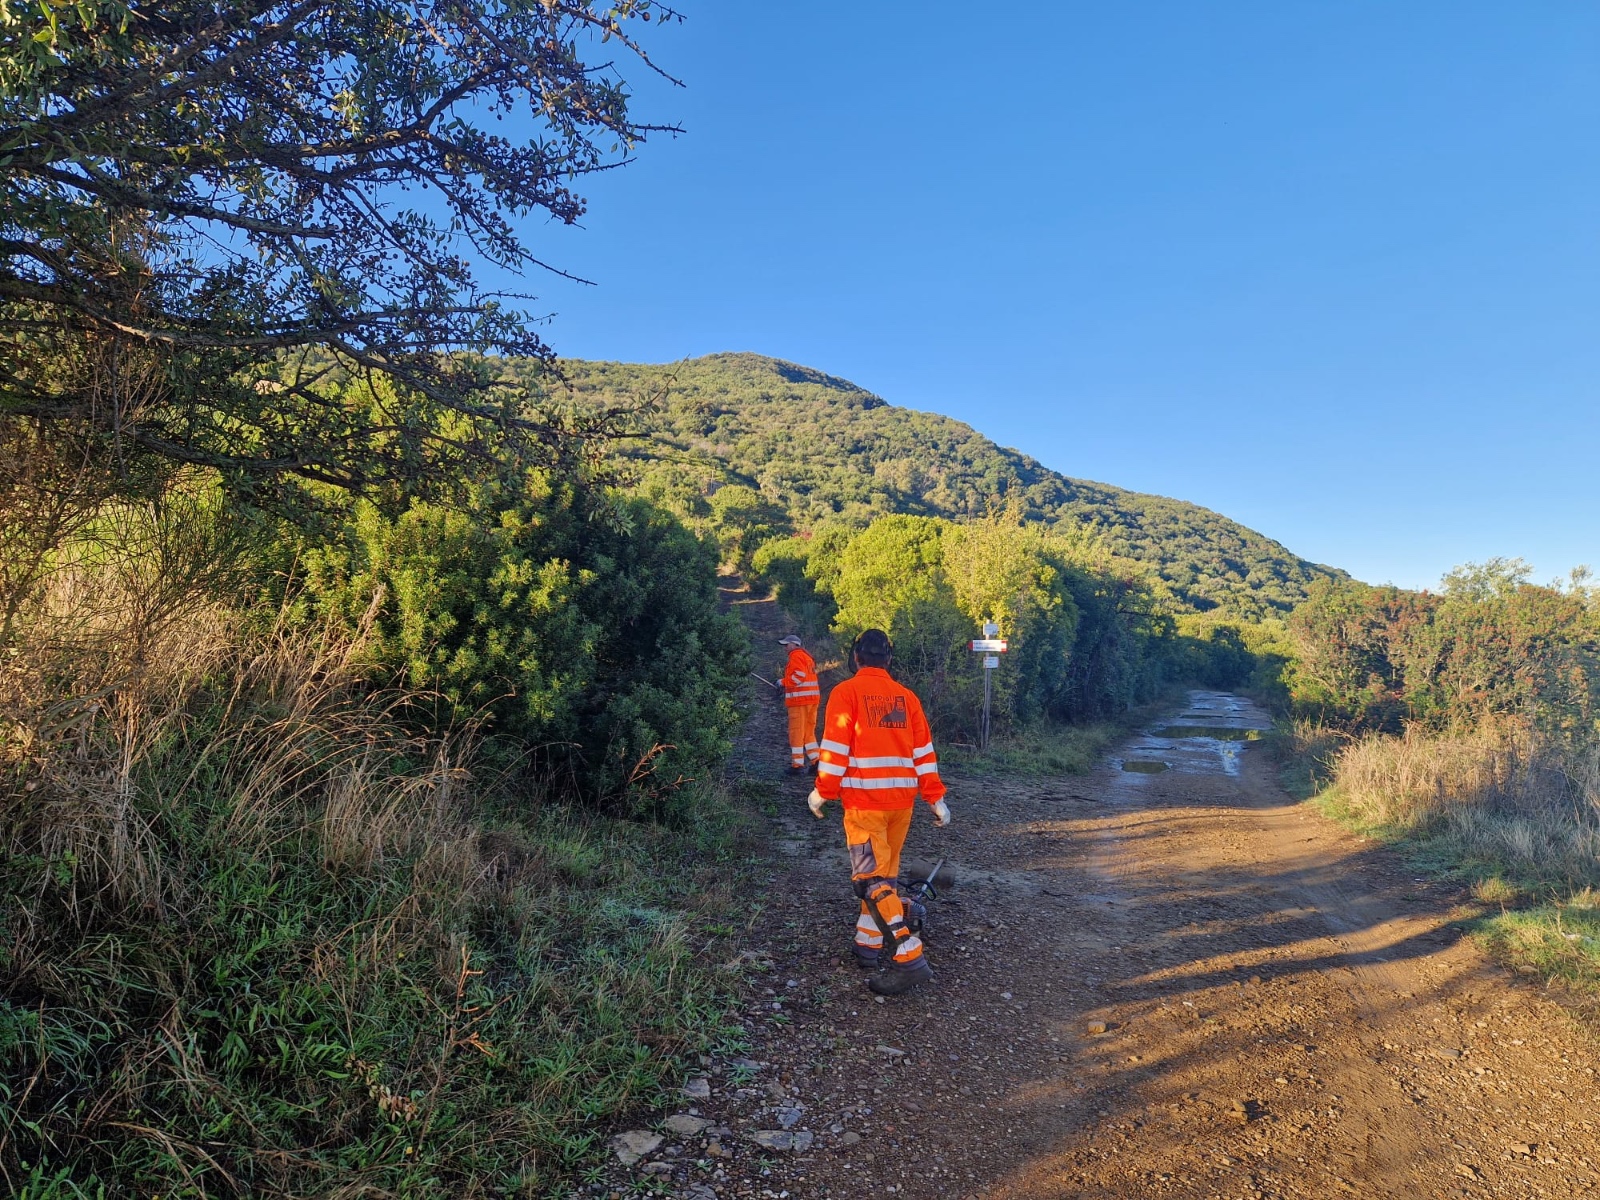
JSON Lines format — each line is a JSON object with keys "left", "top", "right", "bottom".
{"left": 901, "top": 857, "right": 948, "bottom": 939}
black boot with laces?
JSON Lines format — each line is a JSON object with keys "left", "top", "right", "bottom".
{"left": 867, "top": 957, "right": 932, "bottom": 996}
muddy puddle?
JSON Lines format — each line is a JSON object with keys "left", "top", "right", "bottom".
{"left": 1111, "top": 690, "right": 1272, "bottom": 778}
{"left": 1151, "top": 725, "right": 1262, "bottom": 741}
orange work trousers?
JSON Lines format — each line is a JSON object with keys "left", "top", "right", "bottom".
{"left": 785, "top": 703, "right": 819, "bottom": 769}
{"left": 842, "top": 804, "right": 924, "bottom": 967}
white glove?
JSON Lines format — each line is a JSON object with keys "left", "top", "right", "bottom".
{"left": 931, "top": 799, "right": 952, "bottom": 828}
{"left": 807, "top": 788, "right": 827, "bottom": 819}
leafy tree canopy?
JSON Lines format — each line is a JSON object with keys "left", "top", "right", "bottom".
{"left": 0, "top": 0, "right": 679, "bottom": 489}
{"left": 1287, "top": 568, "right": 1600, "bottom": 734}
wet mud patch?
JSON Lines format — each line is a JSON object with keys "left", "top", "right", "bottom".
{"left": 1121, "top": 759, "right": 1170, "bottom": 774}
{"left": 1152, "top": 725, "right": 1264, "bottom": 741}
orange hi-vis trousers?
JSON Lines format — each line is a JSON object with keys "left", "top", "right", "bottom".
{"left": 843, "top": 804, "right": 924, "bottom": 969}
{"left": 786, "top": 703, "right": 819, "bottom": 769}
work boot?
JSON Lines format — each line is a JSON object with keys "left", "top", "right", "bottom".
{"left": 852, "top": 947, "right": 880, "bottom": 970}
{"left": 867, "top": 958, "right": 932, "bottom": 996}
{"left": 806, "top": 760, "right": 819, "bottom": 776}
{"left": 784, "top": 764, "right": 803, "bottom": 776}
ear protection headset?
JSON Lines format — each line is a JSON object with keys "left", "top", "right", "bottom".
{"left": 851, "top": 629, "right": 895, "bottom": 669}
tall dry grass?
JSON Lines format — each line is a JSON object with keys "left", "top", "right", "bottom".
{"left": 1324, "top": 721, "right": 1600, "bottom": 888}
{"left": 1, "top": 507, "right": 487, "bottom": 928}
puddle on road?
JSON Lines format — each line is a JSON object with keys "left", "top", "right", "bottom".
{"left": 1152, "top": 725, "right": 1263, "bottom": 741}
{"left": 1111, "top": 690, "right": 1273, "bottom": 779}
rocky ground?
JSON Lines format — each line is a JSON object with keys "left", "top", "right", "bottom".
{"left": 582, "top": 586, "right": 1600, "bottom": 1200}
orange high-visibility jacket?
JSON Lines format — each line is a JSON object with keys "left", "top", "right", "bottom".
{"left": 815, "top": 666, "right": 945, "bottom": 810}
{"left": 783, "top": 647, "right": 820, "bottom": 707}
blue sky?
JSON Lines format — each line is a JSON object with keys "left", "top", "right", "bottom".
{"left": 525, "top": 2, "right": 1599, "bottom": 590}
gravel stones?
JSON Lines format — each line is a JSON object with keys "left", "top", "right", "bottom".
{"left": 610, "top": 1130, "right": 663, "bottom": 1165}
{"left": 749, "top": 1129, "right": 814, "bottom": 1152}
{"left": 664, "top": 1113, "right": 712, "bottom": 1137}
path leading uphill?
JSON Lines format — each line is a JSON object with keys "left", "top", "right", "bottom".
{"left": 591, "top": 584, "right": 1600, "bottom": 1200}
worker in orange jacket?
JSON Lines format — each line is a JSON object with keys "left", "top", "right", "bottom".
{"left": 777, "top": 634, "right": 820, "bottom": 774}
{"left": 807, "top": 628, "right": 950, "bottom": 996}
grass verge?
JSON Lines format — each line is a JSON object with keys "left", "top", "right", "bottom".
{"left": 1, "top": 613, "right": 757, "bottom": 1199}
{"left": 1272, "top": 719, "right": 1600, "bottom": 1012}
{"left": 941, "top": 720, "right": 1125, "bottom": 777}
{"left": 941, "top": 687, "right": 1191, "bottom": 778}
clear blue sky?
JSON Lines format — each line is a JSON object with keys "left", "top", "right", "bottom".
{"left": 526, "top": 1, "right": 1599, "bottom": 591}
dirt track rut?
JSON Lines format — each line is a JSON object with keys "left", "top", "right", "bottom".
{"left": 593, "top": 588, "right": 1600, "bottom": 1200}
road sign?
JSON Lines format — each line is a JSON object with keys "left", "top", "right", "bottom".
{"left": 973, "top": 625, "right": 1005, "bottom": 751}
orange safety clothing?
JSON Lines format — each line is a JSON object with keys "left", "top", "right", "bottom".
{"left": 814, "top": 666, "right": 945, "bottom": 811}
{"left": 844, "top": 806, "right": 923, "bottom": 967}
{"left": 786, "top": 702, "right": 819, "bottom": 769}
{"left": 782, "top": 647, "right": 820, "bottom": 707}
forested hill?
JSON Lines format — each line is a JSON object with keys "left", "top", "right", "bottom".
{"left": 504, "top": 352, "right": 1344, "bottom": 619}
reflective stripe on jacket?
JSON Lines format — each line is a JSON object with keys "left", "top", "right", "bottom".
{"left": 814, "top": 666, "right": 945, "bottom": 810}
{"left": 783, "top": 647, "right": 820, "bottom": 707}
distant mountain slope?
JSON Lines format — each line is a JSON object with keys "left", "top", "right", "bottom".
{"left": 505, "top": 352, "right": 1343, "bottom": 619}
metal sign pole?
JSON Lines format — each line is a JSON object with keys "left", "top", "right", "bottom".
{"left": 972, "top": 621, "right": 1002, "bottom": 753}
{"left": 981, "top": 662, "right": 992, "bottom": 751}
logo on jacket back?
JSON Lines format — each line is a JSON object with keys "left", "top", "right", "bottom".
{"left": 865, "top": 695, "right": 907, "bottom": 729}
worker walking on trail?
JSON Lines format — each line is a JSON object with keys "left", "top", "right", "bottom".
{"left": 778, "top": 634, "right": 820, "bottom": 774}
{"left": 807, "top": 629, "right": 950, "bottom": 997}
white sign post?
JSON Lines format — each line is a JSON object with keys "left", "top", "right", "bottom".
{"left": 970, "top": 621, "right": 1007, "bottom": 750}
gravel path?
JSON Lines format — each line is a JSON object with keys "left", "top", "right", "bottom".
{"left": 589, "top": 586, "right": 1600, "bottom": 1200}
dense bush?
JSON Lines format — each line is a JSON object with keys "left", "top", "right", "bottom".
{"left": 1285, "top": 559, "right": 1600, "bottom": 734}
{"left": 754, "top": 514, "right": 1175, "bottom": 738}
{"left": 1169, "top": 612, "right": 1295, "bottom": 696}
{"left": 294, "top": 474, "right": 749, "bottom": 806}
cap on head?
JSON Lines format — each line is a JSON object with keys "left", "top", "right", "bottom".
{"left": 777, "top": 634, "right": 803, "bottom": 648}
{"left": 852, "top": 628, "right": 893, "bottom": 668}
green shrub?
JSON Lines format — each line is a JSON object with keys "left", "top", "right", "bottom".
{"left": 296, "top": 475, "right": 749, "bottom": 806}
{"left": 705, "top": 484, "right": 789, "bottom": 571}
{"left": 790, "top": 514, "right": 1172, "bottom": 737}
{"left": 1285, "top": 560, "right": 1599, "bottom": 734}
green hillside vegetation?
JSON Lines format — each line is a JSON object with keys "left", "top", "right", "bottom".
{"left": 500, "top": 352, "right": 1345, "bottom": 622}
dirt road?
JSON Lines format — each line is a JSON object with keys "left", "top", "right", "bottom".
{"left": 594, "top": 590, "right": 1600, "bottom": 1200}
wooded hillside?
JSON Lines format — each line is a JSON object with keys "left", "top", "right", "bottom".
{"left": 508, "top": 353, "right": 1344, "bottom": 620}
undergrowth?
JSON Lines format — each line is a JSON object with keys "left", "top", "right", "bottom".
{"left": 940, "top": 719, "right": 1124, "bottom": 777}
{"left": 941, "top": 688, "right": 1190, "bottom": 778}
{"left": 0, "top": 580, "right": 753, "bottom": 1197}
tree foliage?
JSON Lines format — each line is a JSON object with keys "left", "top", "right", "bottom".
{"left": 0, "top": 0, "right": 679, "bottom": 489}
{"left": 1286, "top": 559, "right": 1600, "bottom": 734}
{"left": 771, "top": 515, "right": 1174, "bottom": 737}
